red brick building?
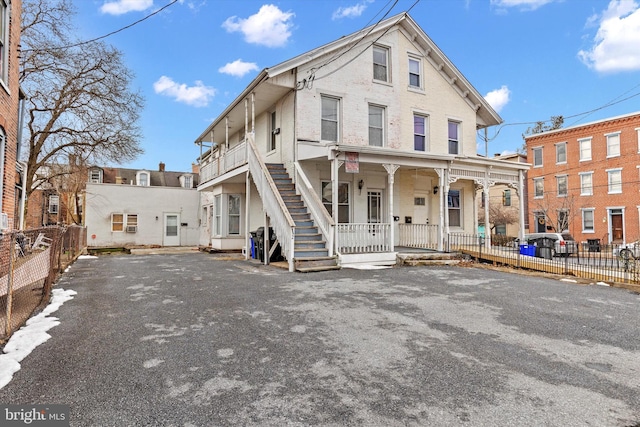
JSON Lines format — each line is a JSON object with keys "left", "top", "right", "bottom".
{"left": 525, "top": 112, "right": 640, "bottom": 246}
{"left": 0, "top": 0, "right": 23, "bottom": 230}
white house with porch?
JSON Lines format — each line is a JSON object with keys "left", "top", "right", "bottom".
{"left": 195, "top": 12, "right": 529, "bottom": 272}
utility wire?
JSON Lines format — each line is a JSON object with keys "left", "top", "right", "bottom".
{"left": 22, "top": 0, "right": 179, "bottom": 52}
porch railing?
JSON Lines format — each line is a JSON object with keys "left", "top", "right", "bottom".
{"left": 247, "top": 134, "right": 296, "bottom": 272}
{"left": 200, "top": 141, "right": 247, "bottom": 184}
{"left": 337, "top": 223, "right": 391, "bottom": 254}
{"left": 398, "top": 224, "right": 439, "bottom": 249}
{"left": 294, "top": 162, "right": 334, "bottom": 256}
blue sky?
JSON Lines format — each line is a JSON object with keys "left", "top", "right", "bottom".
{"left": 74, "top": 0, "right": 640, "bottom": 172}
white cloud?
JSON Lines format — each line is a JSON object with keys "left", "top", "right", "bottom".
{"left": 100, "top": 0, "right": 154, "bottom": 15}
{"left": 484, "top": 85, "right": 511, "bottom": 113}
{"left": 153, "top": 76, "right": 216, "bottom": 107}
{"left": 332, "top": 1, "right": 372, "bottom": 20}
{"left": 578, "top": 0, "right": 640, "bottom": 73}
{"left": 222, "top": 4, "right": 294, "bottom": 48}
{"left": 490, "top": 0, "right": 556, "bottom": 12}
{"left": 218, "top": 59, "right": 260, "bottom": 78}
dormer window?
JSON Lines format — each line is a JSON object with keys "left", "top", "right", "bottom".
{"left": 137, "top": 171, "right": 150, "bottom": 186}
{"left": 180, "top": 175, "right": 193, "bottom": 189}
{"left": 89, "top": 168, "right": 103, "bottom": 183}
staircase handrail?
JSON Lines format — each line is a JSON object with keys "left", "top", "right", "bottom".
{"left": 246, "top": 134, "right": 296, "bottom": 272}
{"left": 294, "top": 161, "right": 334, "bottom": 257}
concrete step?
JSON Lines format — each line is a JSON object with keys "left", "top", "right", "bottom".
{"left": 294, "top": 256, "right": 340, "bottom": 273}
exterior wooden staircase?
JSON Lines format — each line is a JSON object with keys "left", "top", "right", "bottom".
{"left": 266, "top": 163, "right": 340, "bottom": 272}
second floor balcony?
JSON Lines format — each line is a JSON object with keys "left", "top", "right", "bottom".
{"left": 199, "top": 141, "right": 247, "bottom": 185}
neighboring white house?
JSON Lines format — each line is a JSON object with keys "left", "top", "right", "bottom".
{"left": 85, "top": 163, "right": 200, "bottom": 247}
{"left": 194, "top": 12, "right": 529, "bottom": 271}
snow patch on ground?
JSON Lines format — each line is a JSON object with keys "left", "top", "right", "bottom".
{"left": 0, "top": 288, "right": 76, "bottom": 390}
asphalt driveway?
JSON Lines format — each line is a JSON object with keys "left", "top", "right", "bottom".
{"left": 1, "top": 253, "right": 639, "bottom": 426}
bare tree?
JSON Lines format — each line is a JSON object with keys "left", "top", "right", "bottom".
{"left": 532, "top": 193, "right": 576, "bottom": 233}
{"left": 20, "top": 0, "right": 144, "bottom": 196}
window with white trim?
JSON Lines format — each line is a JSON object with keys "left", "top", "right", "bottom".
{"left": 322, "top": 181, "right": 350, "bottom": 223}
{"left": 0, "top": 0, "right": 9, "bottom": 85}
{"left": 556, "top": 142, "right": 566, "bottom": 164}
{"left": 321, "top": 95, "right": 339, "bottom": 141}
{"left": 373, "top": 45, "right": 389, "bottom": 82}
{"left": 448, "top": 121, "right": 460, "bottom": 155}
{"left": 180, "top": 175, "right": 193, "bottom": 189}
{"left": 408, "top": 57, "right": 421, "bottom": 88}
{"left": 137, "top": 171, "right": 150, "bottom": 186}
{"left": 533, "top": 177, "right": 544, "bottom": 198}
{"left": 89, "top": 169, "right": 103, "bottom": 183}
{"left": 607, "top": 168, "right": 622, "bottom": 194}
{"left": 269, "top": 111, "right": 277, "bottom": 152}
{"left": 579, "top": 137, "right": 592, "bottom": 161}
{"left": 637, "top": 127, "right": 640, "bottom": 153}
{"left": 556, "top": 175, "right": 568, "bottom": 197}
{"left": 214, "top": 195, "right": 222, "bottom": 236}
{"left": 228, "top": 194, "right": 241, "bottom": 235}
{"left": 579, "top": 172, "right": 593, "bottom": 196}
{"left": 368, "top": 191, "right": 382, "bottom": 223}
{"left": 582, "top": 208, "right": 595, "bottom": 233}
{"left": 413, "top": 114, "right": 428, "bottom": 151}
{"left": 502, "top": 189, "right": 511, "bottom": 206}
{"left": 606, "top": 132, "right": 620, "bottom": 157}
{"left": 368, "top": 104, "right": 385, "bottom": 147}
{"left": 48, "top": 195, "right": 59, "bottom": 214}
{"left": 448, "top": 189, "right": 462, "bottom": 227}
{"left": 532, "top": 147, "right": 543, "bottom": 167}
{"left": 111, "top": 213, "right": 137, "bottom": 232}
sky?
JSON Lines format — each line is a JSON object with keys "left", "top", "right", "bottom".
{"left": 71, "top": 0, "right": 640, "bottom": 172}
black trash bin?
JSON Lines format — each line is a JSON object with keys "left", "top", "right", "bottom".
{"left": 536, "top": 237, "right": 554, "bottom": 259}
{"left": 587, "top": 238, "right": 601, "bottom": 252}
{"left": 255, "top": 227, "right": 282, "bottom": 262}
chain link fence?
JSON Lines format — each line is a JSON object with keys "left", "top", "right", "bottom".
{"left": 0, "top": 226, "right": 86, "bottom": 344}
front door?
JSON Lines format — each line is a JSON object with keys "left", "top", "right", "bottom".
{"left": 413, "top": 192, "right": 430, "bottom": 224}
{"left": 164, "top": 213, "right": 180, "bottom": 246}
{"left": 611, "top": 211, "right": 623, "bottom": 243}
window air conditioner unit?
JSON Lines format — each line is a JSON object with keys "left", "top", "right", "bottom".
{"left": 125, "top": 225, "right": 137, "bottom": 233}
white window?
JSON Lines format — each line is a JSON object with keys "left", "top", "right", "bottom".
{"left": 502, "top": 189, "right": 511, "bottom": 206}
{"left": 533, "top": 177, "right": 544, "bottom": 198}
{"left": 180, "top": 175, "right": 193, "bottom": 189}
{"left": 368, "top": 104, "right": 385, "bottom": 147}
{"left": 368, "top": 191, "right": 383, "bottom": 223}
{"left": 126, "top": 214, "right": 138, "bottom": 232}
{"left": 579, "top": 172, "right": 593, "bottom": 196}
{"left": 89, "top": 169, "right": 103, "bottom": 183}
{"left": 414, "top": 197, "right": 426, "bottom": 206}
{"left": 111, "top": 214, "right": 124, "bottom": 232}
{"left": 637, "top": 127, "right": 640, "bottom": 153}
{"left": 582, "top": 208, "right": 595, "bottom": 233}
{"left": 607, "top": 168, "right": 622, "bottom": 194}
{"left": 269, "top": 111, "right": 277, "bottom": 152}
{"left": 448, "top": 189, "right": 461, "bottom": 227}
{"left": 137, "top": 171, "right": 149, "bottom": 186}
{"left": 321, "top": 96, "right": 339, "bottom": 141}
{"left": 214, "top": 195, "right": 222, "bottom": 236}
{"left": 48, "top": 195, "right": 59, "bottom": 214}
{"left": 322, "top": 181, "right": 350, "bottom": 223}
{"left": 373, "top": 45, "right": 389, "bottom": 82}
{"left": 556, "top": 175, "right": 568, "bottom": 197}
{"left": 556, "top": 142, "right": 566, "bottom": 164}
{"left": 228, "top": 194, "right": 241, "bottom": 235}
{"left": 532, "top": 147, "right": 543, "bottom": 167}
{"left": 579, "top": 137, "right": 592, "bottom": 161}
{"left": 448, "top": 121, "right": 460, "bottom": 155}
{"left": 408, "top": 57, "right": 421, "bottom": 88}
{"left": 606, "top": 132, "right": 620, "bottom": 157}
{"left": 413, "top": 114, "right": 428, "bottom": 151}
{"left": 0, "top": 0, "right": 9, "bottom": 85}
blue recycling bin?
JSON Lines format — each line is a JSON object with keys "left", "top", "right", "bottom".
{"left": 519, "top": 244, "right": 535, "bottom": 257}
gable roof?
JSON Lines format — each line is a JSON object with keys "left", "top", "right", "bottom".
{"left": 195, "top": 12, "right": 501, "bottom": 144}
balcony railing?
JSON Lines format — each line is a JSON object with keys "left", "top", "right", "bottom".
{"left": 337, "top": 223, "right": 391, "bottom": 254}
{"left": 200, "top": 141, "right": 247, "bottom": 184}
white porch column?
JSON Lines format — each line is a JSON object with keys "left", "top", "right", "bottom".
{"left": 332, "top": 155, "right": 339, "bottom": 253}
{"left": 437, "top": 168, "right": 445, "bottom": 251}
{"left": 483, "top": 185, "right": 491, "bottom": 249}
{"left": 251, "top": 92, "right": 255, "bottom": 134}
{"left": 518, "top": 170, "right": 525, "bottom": 240}
{"left": 245, "top": 171, "right": 251, "bottom": 260}
{"left": 383, "top": 163, "right": 400, "bottom": 251}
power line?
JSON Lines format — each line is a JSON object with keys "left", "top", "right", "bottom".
{"left": 22, "top": 0, "right": 179, "bottom": 52}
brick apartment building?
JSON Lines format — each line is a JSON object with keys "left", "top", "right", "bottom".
{"left": 525, "top": 111, "right": 640, "bottom": 246}
{"left": 0, "top": 0, "right": 23, "bottom": 230}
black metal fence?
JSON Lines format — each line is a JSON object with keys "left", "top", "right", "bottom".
{"left": 0, "top": 226, "right": 86, "bottom": 344}
{"left": 448, "top": 234, "right": 640, "bottom": 286}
